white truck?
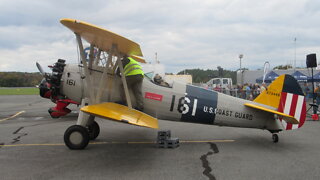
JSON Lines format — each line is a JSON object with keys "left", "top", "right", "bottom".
{"left": 206, "top": 78, "right": 233, "bottom": 89}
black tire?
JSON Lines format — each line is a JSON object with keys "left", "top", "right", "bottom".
{"left": 87, "top": 121, "right": 100, "bottom": 140}
{"left": 64, "top": 125, "right": 89, "bottom": 150}
{"left": 272, "top": 134, "right": 279, "bottom": 143}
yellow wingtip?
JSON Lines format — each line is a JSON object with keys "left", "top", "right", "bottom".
{"left": 130, "top": 55, "right": 146, "bottom": 64}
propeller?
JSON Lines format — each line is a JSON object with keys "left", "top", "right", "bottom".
{"left": 36, "top": 62, "right": 46, "bottom": 77}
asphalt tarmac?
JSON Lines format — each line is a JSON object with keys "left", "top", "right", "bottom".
{"left": 0, "top": 95, "right": 320, "bottom": 180}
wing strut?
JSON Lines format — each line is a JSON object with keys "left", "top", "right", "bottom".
{"left": 76, "top": 33, "right": 96, "bottom": 103}
{"left": 75, "top": 33, "right": 133, "bottom": 114}
{"left": 75, "top": 33, "right": 132, "bottom": 108}
{"left": 116, "top": 56, "right": 132, "bottom": 109}
{"left": 60, "top": 19, "right": 157, "bottom": 150}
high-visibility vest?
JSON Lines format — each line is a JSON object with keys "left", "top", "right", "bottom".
{"left": 124, "top": 57, "right": 144, "bottom": 76}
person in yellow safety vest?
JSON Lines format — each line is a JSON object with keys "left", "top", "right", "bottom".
{"left": 118, "top": 55, "right": 144, "bottom": 111}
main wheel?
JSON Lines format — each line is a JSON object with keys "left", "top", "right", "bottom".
{"left": 272, "top": 134, "right": 279, "bottom": 143}
{"left": 87, "top": 121, "right": 100, "bottom": 140}
{"left": 64, "top": 125, "right": 89, "bottom": 150}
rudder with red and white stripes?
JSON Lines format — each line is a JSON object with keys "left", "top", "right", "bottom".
{"left": 277, "top": 92, "right": 307, "bottom": 130}
{"left": 254, "top": 74, "right": 307, "bottom": 130}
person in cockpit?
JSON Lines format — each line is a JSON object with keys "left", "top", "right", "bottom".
{"left": 154, "top": 74, "right": 170, "bottom": 87}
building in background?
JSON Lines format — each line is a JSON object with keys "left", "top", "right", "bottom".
{"left": 237, "top": 68, "right": 319, "bottom": 85}
{"left": 164, "top": 74, "right": 192, "bottom": 84}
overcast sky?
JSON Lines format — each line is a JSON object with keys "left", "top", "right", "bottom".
{"left": 1, "top": 0, "right": 320, "bottom": 73}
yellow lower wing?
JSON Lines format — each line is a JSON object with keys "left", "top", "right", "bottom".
{"left": 244, "top": 103, "right": 299, "bottom": 124}
{"left": 81, "top": 103, "right": 158, "bottom": 129}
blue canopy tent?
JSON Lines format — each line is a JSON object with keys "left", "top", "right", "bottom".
{"left": 308, "top": 72, "right": 320, "bottom": 82}
{"left": 291, "top": 71, "right": 309, "bottom": 82}
{"left": 256, "top": 71, "right": 279, "bottom": 83}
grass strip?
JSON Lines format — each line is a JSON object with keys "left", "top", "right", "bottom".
{"left": 0, "top": 88, "right": 39, "bottom": 95}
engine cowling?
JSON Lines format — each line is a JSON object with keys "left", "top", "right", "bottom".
{"left": 38, "top": 59, "right": 78, "bottom": 118}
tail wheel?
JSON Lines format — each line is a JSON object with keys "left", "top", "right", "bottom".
{"left": 272, "top": 134, "right": 279, "bottom": 143}
{"left": 87, "top": 121, "right": 100, "bottom": 140}
{"left": 64, "top": 125, "right": 89, "bottom": 150}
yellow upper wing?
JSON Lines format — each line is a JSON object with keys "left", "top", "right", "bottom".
{"left": 81, "top": 102, "right": 158, "bottom": 129}
{"left": 130, "top": 55, "right": 146, "bottom": 64}
{"left": 60, "top": 18, "right": 144, "bottom": 61}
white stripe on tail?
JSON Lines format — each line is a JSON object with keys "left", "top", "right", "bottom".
{"left": 278, "top": 92, "right": 306, "bottom": 130}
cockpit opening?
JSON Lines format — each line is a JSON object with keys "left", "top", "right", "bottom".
{"left": 144, "top": 72, "right": 171, "bottom": 88}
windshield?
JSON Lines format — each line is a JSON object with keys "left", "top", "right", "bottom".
{"left": 144, "top": 72, "right": 154, "bottom": 80}
{"left": 213, "top": 79, "right": 221, "bottom": 84}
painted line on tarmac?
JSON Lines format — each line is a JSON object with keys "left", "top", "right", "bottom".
{"left": 180, "top": 140, "right": 234, "bottom": 143}
{"left": 0, "top": 111, "right": 25, "bottom": 123}
{"left": 0, "top": 143, "right": 65, "bottom": 147}
{"left": 0, "top": 140, "right": 234, "bottom": 147}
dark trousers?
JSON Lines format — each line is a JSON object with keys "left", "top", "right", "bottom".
{"left": 123, "top": 74, "right": 144, "bottom": 111}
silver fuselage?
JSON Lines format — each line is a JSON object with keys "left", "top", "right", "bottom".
{"left": 60, "top": 64, "right": 282, "bottom": 131}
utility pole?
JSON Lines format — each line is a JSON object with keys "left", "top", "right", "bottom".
{"left": 155, "top": 52, "right": 159, "bottom": 64}
{"left": 294, "top": 37, "right": 297, "bottom": 72}
{"left": 239, "top": 54, "right": 244, "bottom": 85}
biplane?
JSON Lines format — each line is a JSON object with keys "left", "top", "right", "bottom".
{"left": 37, "top": 18, "right": 306, "bottom": 150}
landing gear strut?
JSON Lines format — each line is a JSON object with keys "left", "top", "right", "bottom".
{"left": 272, "top": 134, "right": 279, "bottom": 143}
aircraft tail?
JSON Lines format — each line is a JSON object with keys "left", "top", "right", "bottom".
{"left": 253, "top": 74, "right": 306, "bottom": 130}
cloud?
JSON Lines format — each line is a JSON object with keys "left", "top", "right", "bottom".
{"left": 0, "top": 40, "right": 77, "bottom": 72}
{"left": 0, "top": 0, "right": 319, "bottom": 73}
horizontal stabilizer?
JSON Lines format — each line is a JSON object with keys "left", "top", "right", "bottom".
{"left": 81, "top": 102, "right": 158, "bottom": 129}
{"left": 244, "top": 103, "right": 299, "bottom": 124}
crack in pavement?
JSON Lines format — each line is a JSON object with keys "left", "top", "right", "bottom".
{"left": 200, "top": 142, "right": 219, "bottom": 180}
{"left": 11, "top": 127, "right": 28, "bottom": 144}
{"left": 13, "top": 127, "right": 24, "bottom": 134}
{"left": 9, "top": 121, "right": 61, "bottom": 144}
{"left": 5, "top": 120, "right": 65, "bottom": 145}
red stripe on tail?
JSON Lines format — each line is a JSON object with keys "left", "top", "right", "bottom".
{"left": 289, "top": 94, "right": 298, "bottom": 116}
{"left": 278, "top": 92, "right": 306, "bottom": 130}
{"left": 298, "top": 100, "right": 307, "bottom": 128}
{"left": 278, "top": 92, "right": 287, "bottom": 114}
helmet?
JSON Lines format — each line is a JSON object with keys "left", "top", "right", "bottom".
{"left": 154, "top": 74, "right": 162, "bottom": 83}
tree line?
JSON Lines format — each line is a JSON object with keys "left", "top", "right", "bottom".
{"left": 0, "top": 72, "right": 42, "bottom": 87}
{"left": 177, "top": 67, "right": 237, "bottom": 84}
{"left": 0, "top": 67, "right": 237, "bottom": 87}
